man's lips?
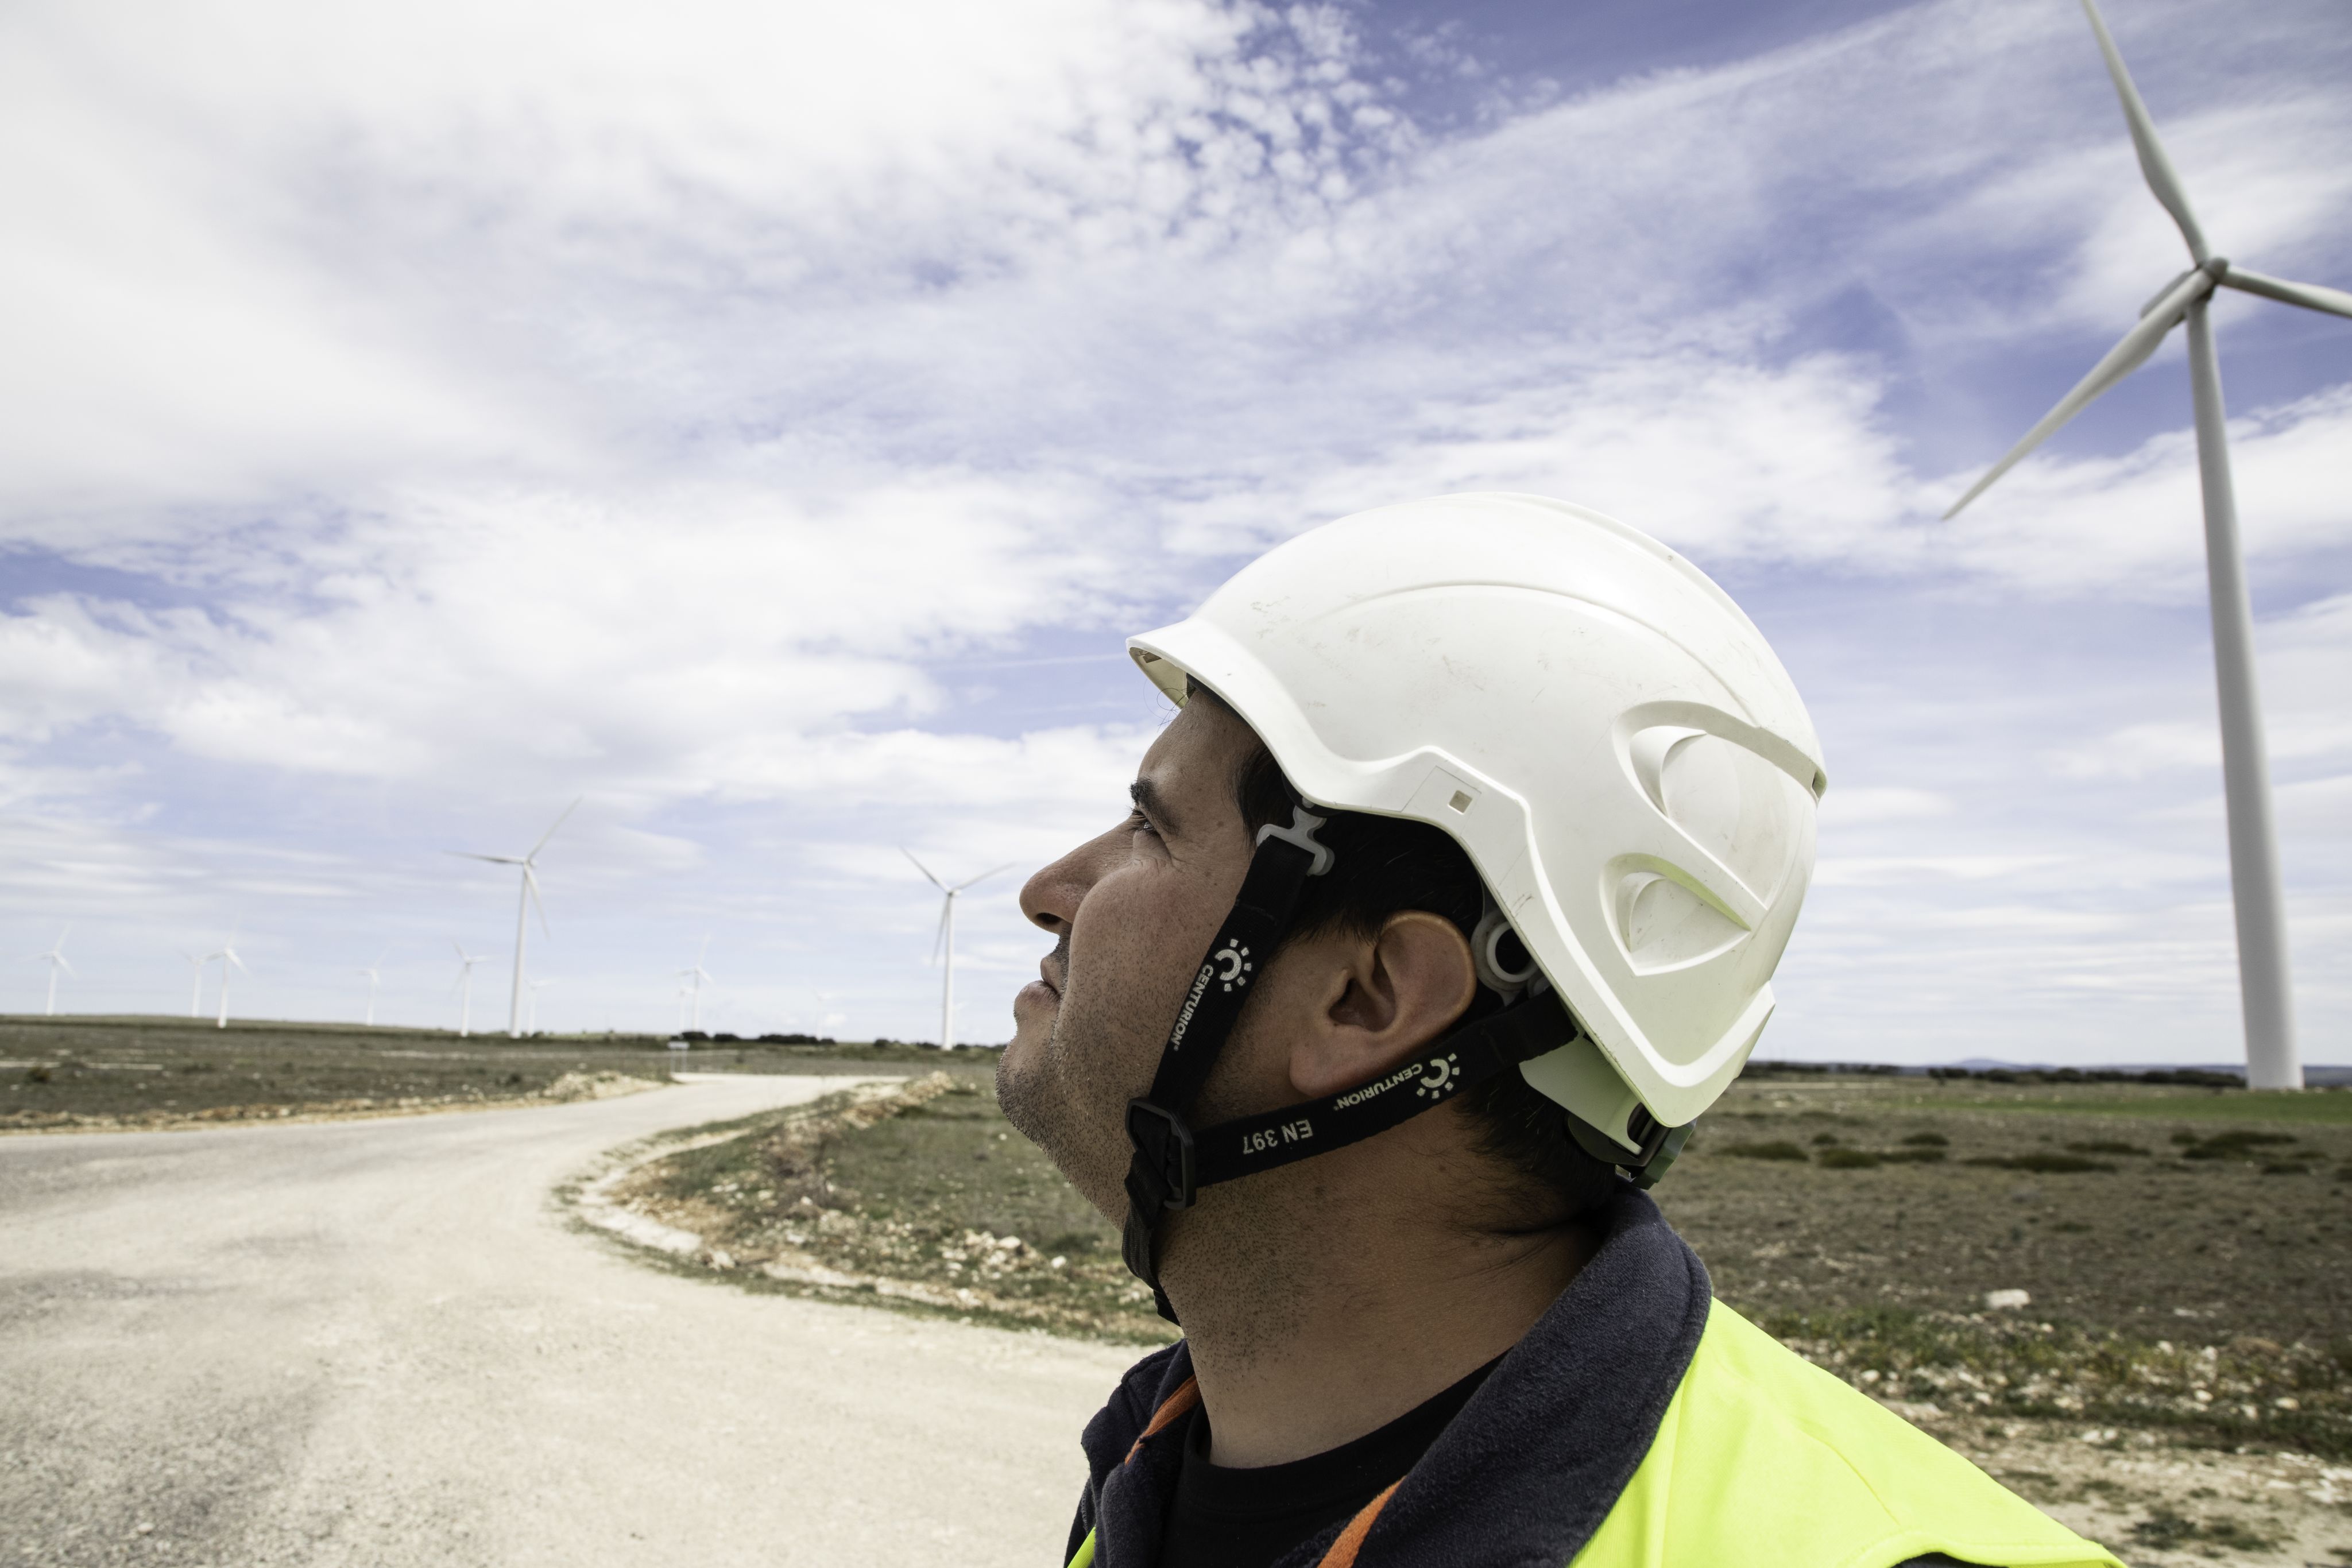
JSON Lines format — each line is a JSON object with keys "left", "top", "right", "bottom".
{"left": 1036, "top": 958, "right": 1064, "bottom": 999}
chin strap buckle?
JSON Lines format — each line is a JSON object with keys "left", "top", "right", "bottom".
{"left": 1123, "top": 1099, "right": 1197, "bottom": 1214}
{"left": 1121, "top": 1099, "right": 1196, "bottom": 1321}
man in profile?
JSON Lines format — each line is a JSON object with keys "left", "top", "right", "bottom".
{"left": 997, "top": 494, "right": 2117, "bottom": 1568}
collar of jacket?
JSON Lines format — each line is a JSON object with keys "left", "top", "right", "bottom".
{"left": 1068, "top": 1187, "right": 1712, "bottom": 1568}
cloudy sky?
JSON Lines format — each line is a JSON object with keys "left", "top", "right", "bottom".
{"left": 3, "top": 0, "right": 2346, "bottom": 1064}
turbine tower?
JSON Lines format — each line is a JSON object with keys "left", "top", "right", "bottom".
{"left": 452, "top": 943, "right": 489, "bottom": 1037}
{"left": 451, "top": 800, "right": 578, "bottom": 1039}
{"left": 1947, "top": 0, "right": 2349, "bottom": 1092}
{"left": 904, "top": 850, "right": 1009, "bottom": 1051}
{"left": 212, "top": 937, "right": 246, "bottom": 1030}
{"left": 675, "top": 938, "right": 713, "bottom": 1032}
{"left": 30, "top": 927, "right": 72, "bottom": 1016}
{"left": 358, "top": 955, "right": 384, "bottom": 1027}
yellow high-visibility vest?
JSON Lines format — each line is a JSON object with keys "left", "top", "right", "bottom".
{"left": 1573, "top": 1303, "right": 2121, "bottom": 1568}
{"left": 1066, "top": 1302, "right": 2122, "bottom": 1568}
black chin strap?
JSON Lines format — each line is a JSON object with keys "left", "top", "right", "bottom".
{"left": 1119, "top": 806, "right": 1582, "bottom": 1323}
{"left": 1120, "top": 808, "right": 1329, "bottom": 1320}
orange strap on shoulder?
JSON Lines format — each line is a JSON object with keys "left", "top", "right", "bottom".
{"left": 1124, "top": 1376, "right": 1201, "bottom": 1465}
{"left": 1315, "top": 1480, "right": 1401, "bottom": 1568}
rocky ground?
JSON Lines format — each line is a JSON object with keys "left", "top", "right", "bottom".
{"left": 584, "top": 1067, "right": 2352, "bottom": 1567}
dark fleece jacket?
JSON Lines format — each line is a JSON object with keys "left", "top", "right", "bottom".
{"left": 1063, "top": 1189, "right": 1970, "bottom": 1568}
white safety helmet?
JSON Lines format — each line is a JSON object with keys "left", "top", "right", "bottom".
{"left": 1127, "top": 493, "right": 1825, "bottom": 1149}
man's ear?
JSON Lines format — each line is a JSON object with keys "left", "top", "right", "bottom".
{"left": 1288, "top": 912, "right": 1478, "bottom": 1099}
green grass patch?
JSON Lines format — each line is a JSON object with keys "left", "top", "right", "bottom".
{"left": 2127, "top": 1509, "right": 2277, "bottom": 1554}
{"left": 1722, "top": 1139, "right": 1811, "bottom": 1162}
{"left": 1915, "top": 1091, "right": 2352, "bottom": 1126}
{"left": 1747, "top": 1303, "right": 2351, "bottom": 1461}
{"left": 1963, "top": 1152, "right": 2115, "bottom": 1174}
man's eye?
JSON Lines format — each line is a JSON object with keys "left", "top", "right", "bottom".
{"left": 1128, "top": 811, "right": 1161, "bottom": 839}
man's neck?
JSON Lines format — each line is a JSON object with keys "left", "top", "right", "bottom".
{"left": 1163, "top": 1172, "right": 1593, "bottom": 1469}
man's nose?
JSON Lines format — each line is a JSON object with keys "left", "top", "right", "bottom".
{"left": 1020, "top": 832, "right": 1105, "bottom": 934}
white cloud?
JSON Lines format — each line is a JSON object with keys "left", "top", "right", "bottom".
{"left": 1817, "top": 787, "right": 1955, "bottom": 828}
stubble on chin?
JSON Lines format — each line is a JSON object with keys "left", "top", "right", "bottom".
{"left": 997, "top": 995, "right": 1136, "bottom": 1222}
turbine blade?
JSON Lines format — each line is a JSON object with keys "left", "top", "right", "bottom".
{"left": 2218, "top": 266, "right": 2352, "bottom": 322}
{"left": 2080, "top": 0, "right": 2206, "bottom": 261}
{"left": 528, "top": 796, "right": 582, "bottom": 862}
{"left": 448, "top": 851, "right": 522, "bottom": 865}
{"left": 953, "top": 863, "right": 1018, "bottom": 892}
{"left": 1945, "top": 270, "right": 2210, "bottom": 518}
{"left": 56, "top": 955, "right": 76, "bottom": 975}
{"left": 227, "top": 952, "right": 247, "bottom": 973}
{"left": 901, "top": 847, "right": 946, "bottom": 890}
{"left": 525, "top": 865, "right": 550, "bottom": 938}
{"left": 931, "top": 899, "right": 950, "bottom": 965}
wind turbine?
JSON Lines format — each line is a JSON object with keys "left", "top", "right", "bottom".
{"left": 452, "top": 943, "right": 489, "bottom": 1037}
{"left": 358, "top": 955, "right": 384, "bottom": 1027}
{"left": 903, "top": 851, "right": 1010, "bottom": 1050}
{"left": 212, "top": 936, "right": 246, "bottom": 1030}
{"left": 1945, "top": 0, "right": 2349, "bottom": 1093}
{"left": 450, "top": 799, "right": 579, "bottom": 1039}
{"left": 675, "top": 938, "right": 713, "bottom": 1032}
{"left": 30, "top": 927, "right": 71, "bottom": 1016}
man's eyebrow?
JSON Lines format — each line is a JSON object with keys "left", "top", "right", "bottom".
{"left": 1129, "top": 777, "right": 1183, "bottom": 837}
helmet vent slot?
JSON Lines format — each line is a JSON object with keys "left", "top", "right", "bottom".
{"left": 1624, "top": 724, "right": 1811, "bottom": 912}
{"left": 1610, "top": 865, "right": 1744, "bottom": 974}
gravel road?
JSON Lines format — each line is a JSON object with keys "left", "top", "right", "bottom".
{"left": 0, "top": 1074, "right": 1136, "bottom": 1567}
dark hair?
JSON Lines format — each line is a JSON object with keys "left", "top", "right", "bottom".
{"left": 1201, "top": 683, "right": 1621, "bottom": 1222}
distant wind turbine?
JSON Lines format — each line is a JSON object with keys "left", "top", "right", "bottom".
{"left": 450, "top": 799, "right": 579, "bottom": 1040}
{"left": 358, "top": 955, "right": 384, "bottom": 1027}
{"left": 903, "top": 851, "right": 1011, "bottom": 1051}
{"left": 452, "top": 943, "right": 489, "bottom": 1037}
{"left": 675, "top": 938, "right": 713, "bottom": 1032}
{"left": 30, "top": 927, "right": 72, "bottom": 1016}
{"left": 528, "top": 977, "right": 554, "bottom": 1035}
{"left": 211, "top": 936, "right": 247, "bottom": 1030}
{"left": 1945, "top": 0, "right": 2349, "bottom": 1093}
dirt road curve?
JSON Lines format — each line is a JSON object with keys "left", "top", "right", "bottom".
{"left": 0, "top": 1074, "right": 1137, "bottom": 1567}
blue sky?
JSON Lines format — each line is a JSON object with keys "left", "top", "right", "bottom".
{"left": 1, "top": 0, "right": 2346, "bottom": 1063}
